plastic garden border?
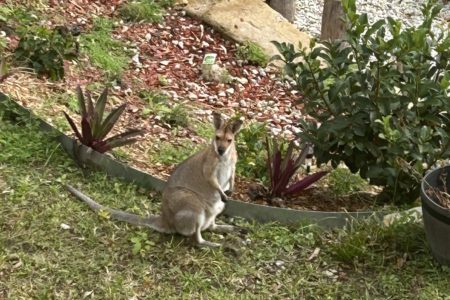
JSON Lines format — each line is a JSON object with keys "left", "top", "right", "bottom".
{"left": 0, "top": 92, "right": 385, "bottom": 228}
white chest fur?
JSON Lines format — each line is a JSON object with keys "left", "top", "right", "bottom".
{"left": 216, "top": 157, "right": 233, "bottom": 190}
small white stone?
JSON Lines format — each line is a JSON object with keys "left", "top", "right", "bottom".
{"left": 160, "top": 60, "right": 170, "bottom": 66}
{"left": 235, "top": 77, "right": 249, "bottom": 85}
{"left": 188, "top": 92, "right": 197, "bottom": 100}
{"left": 275, "top": 260, "right": 285, "bottom": 267}
{"left": 258, "top": 68, "right": 266, "bottom": 77}
{"left": 226, "top": 88, "right": 235, "bottom": 94}
{"left": 60, "top": 223, "right": 71, "bottom": 230}
{"left": 145, "top": 33, "right": 152, "bottom": 41}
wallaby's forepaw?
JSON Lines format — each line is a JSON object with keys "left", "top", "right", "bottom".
{"left": 224, "top": 190, "right": 233, "bottom": 197}
{"left": 237, "top": 227, "right": 250, "bottom": 235}
{"left": 220, "top": 193, "right": 229, "bottom": 202}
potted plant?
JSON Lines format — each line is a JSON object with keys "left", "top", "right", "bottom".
{"left": 421, "top": 166, "right": 450, "bottom": 266}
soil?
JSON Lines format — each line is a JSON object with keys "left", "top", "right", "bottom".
{"left": 0, "top": 0, "right": 380, "bottom": 212}
{"left": 425, "top": 169, "right": 450, "bottom": 209}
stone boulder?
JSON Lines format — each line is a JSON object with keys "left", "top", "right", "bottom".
{"left": 184, "top": 0, "right": 311, "bottom": 63}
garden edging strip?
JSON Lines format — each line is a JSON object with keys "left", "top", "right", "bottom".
{"left": 0, "top": 92, "right": 385, "bottom": 228}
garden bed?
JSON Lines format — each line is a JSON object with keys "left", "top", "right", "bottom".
{"left": 0, "top": 0, "right": 385, "bottom": 214}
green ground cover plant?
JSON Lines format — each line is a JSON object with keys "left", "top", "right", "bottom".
{"left": 273, "top": 0, "right": 450, "bottom": 203}
{"left": 119, "top": 0, "right": 165, "bottom": 23}
{"left": 0, "top": 114, "right": 449, "bottom": 299}
{"left": 80, "top": 18, "right": 130, "bottom": 78}
{"left": 235, "top": 121, "right": 268, "bottom": 180}
{"left": 327, "top": 167, "right": 369, "bottom": 196}
{"left": 236, "top": 41, "right": 269, "bottom": 67}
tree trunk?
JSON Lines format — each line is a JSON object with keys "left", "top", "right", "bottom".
{"left": 321, "top": 0, "right": 346, "bottom": 40}
{"left": 269, "top": 0, "right": 296, "bottom": 23}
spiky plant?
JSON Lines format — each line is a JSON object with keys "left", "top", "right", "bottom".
{"left": 266, "top": 137, "right": 328, "bottom": 197}
{"left": 63, "top": 85, "right": 143, "bottom": 153}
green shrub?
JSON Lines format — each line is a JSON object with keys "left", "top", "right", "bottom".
{"left": 272, "top": 0, "right": 450, "bottom": 203}
{"left": 14, "top": 25, "right": 77, "bottom": 80}
{"left": 235, "top": 121, "right": 268, "bottom": 180}
{"left": 119, "top": 1, "right": 164, "bottom": 23}
{"left": 236, "top": 41, "right": 269, "bottom": 67}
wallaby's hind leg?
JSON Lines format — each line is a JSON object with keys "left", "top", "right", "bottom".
{"left": 209, "top": 220, "right": 236, "bottom": 233}
{"left": 195, "top": 224, "right": 221, "bottom": 248}
{"left": 174, "top": 210, "right": 198, "bottom": 236}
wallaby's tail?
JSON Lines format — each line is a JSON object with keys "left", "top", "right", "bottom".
{"left": 65, "top": 184, "right": 170, "bottom": 233}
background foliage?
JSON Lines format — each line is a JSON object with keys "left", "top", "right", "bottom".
{"left": 273, "top": 0, "right": 450, "bottom": 203}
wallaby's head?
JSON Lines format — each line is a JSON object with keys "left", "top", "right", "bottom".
{"left": 212, "top": 112, "right": 243, "bottom": 156}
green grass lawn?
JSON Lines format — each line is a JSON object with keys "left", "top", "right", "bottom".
{"left": 0, "top": 116, "right": 449, "bottom": 299}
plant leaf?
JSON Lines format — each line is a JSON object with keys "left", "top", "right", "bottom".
{"left": 103, "top": 129, "right": 143, "bottom": 144}
{"left": 284, "top": 171, "right": 328, "bottom": 195}
{"left": 81, "top": 117, "right": 94, "bottom": 146}
{"left": 76, "top": 85, "right": 87, "bottom": 118}
{"left": 105, "top": 137, "right": 139, "bottom": 150}
{"left": 63, "top": 111, "right": 84, "bottom": 143}
{"left": 280, "top": 140, "right": 294, "bottom": 174}
{"left": 91, "top": 139, "right": 109, "bottom": 153}
{"left": 98, "top": 103, "right": 126, "bottom": 140}
{"left": 85, "top": 91, "right": 94, "bottom": 125}
{"left": 93, "top": 88, "right": 108, "bottom": 137}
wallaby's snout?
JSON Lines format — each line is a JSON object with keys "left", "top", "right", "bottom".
{"left": 217, "top": 146, "right": 226, "bottom": 156}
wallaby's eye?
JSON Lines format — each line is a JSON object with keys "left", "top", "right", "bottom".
{"left": 215, "top": 136, "right": 220, "bottom": 140}
{"left": 227, "top": 139, "right": 232, "bottom": 143}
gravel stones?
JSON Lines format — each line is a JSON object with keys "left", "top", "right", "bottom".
{"left": 295, "top": 0, "right": 450, "bottom": 38}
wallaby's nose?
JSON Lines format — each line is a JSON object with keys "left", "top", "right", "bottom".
{"left": 217, "top": 147, "right": 225, "bottom": 156}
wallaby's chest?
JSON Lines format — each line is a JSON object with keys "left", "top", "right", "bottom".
{"left": 216, "top": 158, "right": 234, "bottom": 189}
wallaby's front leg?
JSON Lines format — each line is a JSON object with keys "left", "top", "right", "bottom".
{"left": 204, "top": 164, "right": 228, "bottom": 201}
{"left": 225, "top": 166, "right": 236, "bottom": 196}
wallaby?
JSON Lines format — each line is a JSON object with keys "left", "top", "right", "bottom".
{"left": 66, "top": 112, "right": 243, "bottom": 247}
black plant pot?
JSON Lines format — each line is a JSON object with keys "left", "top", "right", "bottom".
{"left": 420, "top": 166, "right": 450, "bottom": 266}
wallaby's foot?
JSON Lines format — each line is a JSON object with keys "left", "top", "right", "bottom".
{"left": 224, "top": 190, "right": 233, "bottom": 197}
{"left": 193, "top": 233, "right": 221, "bottom": 248}
{"left": 194, "top": 222, "right": 221, "bottom": 248}
{"left": 197, "top": 239, "right": 222, "bottom": 248}
{"left": 210, "top": 224, "right": 236, "bottom": 233}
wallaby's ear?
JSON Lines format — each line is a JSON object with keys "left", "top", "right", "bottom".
{"left": 230, "top": 119, "right": 243, "bottom": 134}
{"left": 212, "top": 112, "right": 223, "bottom": 130}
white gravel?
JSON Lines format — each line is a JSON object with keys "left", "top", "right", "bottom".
{"left": 295, "top": 0, "right": 450, "bottom": 38}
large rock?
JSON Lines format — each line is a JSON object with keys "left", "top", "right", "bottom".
{"left": 184, "top": 0, "right": 311, "bottom": 62}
